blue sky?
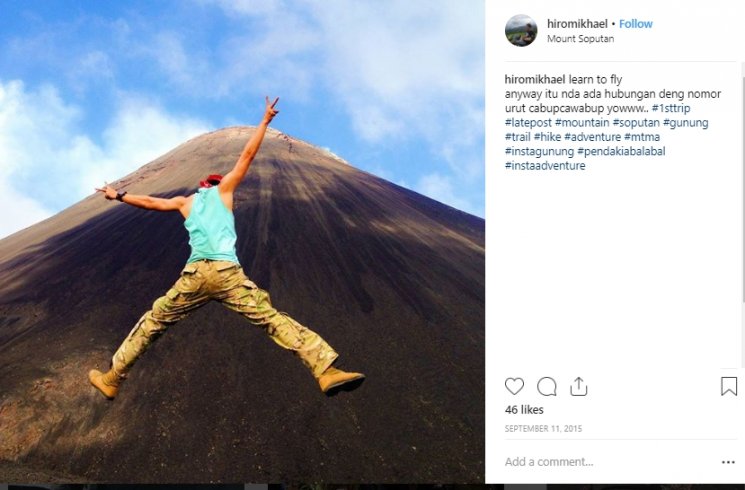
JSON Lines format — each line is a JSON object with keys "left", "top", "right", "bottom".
{"left": 0, "top": 0, "right": 484, "bottom": 238}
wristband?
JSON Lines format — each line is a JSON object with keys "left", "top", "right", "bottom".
{"left": 116, "top": 191, "right": 128, "bottom": 202}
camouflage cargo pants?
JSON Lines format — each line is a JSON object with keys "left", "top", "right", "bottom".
{"left": 112, "top": 260, "right": 339, "bottom": 378}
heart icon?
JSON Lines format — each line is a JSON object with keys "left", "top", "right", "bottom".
{"left": 505, "top": 377, "right": 524, "bottom": 395}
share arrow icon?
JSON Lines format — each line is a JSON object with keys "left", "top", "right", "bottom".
{"left": 570, "top": 377, "right": 588, "bottom": 396}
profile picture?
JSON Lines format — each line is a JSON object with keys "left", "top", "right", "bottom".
{"left": 506, "top": 14, "right": 537, "bottom": 47}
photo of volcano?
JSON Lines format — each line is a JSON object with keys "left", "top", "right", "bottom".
{"left": 0, "top": 127, "right": 485, "bottom": 483}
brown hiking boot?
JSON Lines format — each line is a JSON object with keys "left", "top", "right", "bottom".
{"left": 318, "top": 366, "right": 365, "bottom": 395}
{"left": 88, "top": 368, "right": 121, "bottom": 399}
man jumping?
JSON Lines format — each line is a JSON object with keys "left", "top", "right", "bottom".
{"left": 89, "top": 97, "right": 364, "bottom": 399}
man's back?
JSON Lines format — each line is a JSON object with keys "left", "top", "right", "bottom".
{"left": 184, "top": 186, "right": 240, "bottom": 264}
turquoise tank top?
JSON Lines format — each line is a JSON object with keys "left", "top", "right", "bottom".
{"left": 184, "top": 187, "right": 240, "bottom": 264}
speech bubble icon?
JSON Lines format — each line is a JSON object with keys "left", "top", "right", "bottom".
{"left": 537, "top": 377, "right": 557, "bottom": 396}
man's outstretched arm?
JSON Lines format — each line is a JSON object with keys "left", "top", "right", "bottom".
{"left": 96, "top": 185, "right": 188, "bottom": 213}
{"left": 219, "top": 96, "right": 279, "bottom": 195}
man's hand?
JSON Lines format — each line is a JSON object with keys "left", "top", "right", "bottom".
{"left": 95, "top": 185, "right": 118, "bottom": 200}
{"left": 263, "top": 96, "right": 279, "bottom": 124}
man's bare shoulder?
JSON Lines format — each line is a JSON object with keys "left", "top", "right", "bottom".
{"left": 179, "top": 193, "right": 196, "bottom": 219}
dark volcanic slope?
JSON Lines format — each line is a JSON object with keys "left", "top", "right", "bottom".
{"left": 0, "top": 127, "right": 484, "bottom": 483}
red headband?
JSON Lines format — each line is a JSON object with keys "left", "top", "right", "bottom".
{"left": 199, "top": 174, "right": 223, "bottom": 188}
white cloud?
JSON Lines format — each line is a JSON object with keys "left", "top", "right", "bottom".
{"left": 80, "top": 95, "right": 210, "bottom": 194}
{"left": 0, "top": 80, "right": 210, "bottom": 239}
{"left": 0, "top": 81, "right": 86, "bottom": 192}
{"left": 2, "top": 2, "right": 484, "bottom": 217}
{"left": 199, "top": 0, "right": 484, "bottom": 213}
{"left": 415, "top": 172, "right": 475, "bottom": 215}
{"left": 68, "top": 50, "right": 115, "bottom": 93}
{"left": 199, "top": 0, "right": 285, "bottom": 16}
{"left": 141, "top": 32, "right": 213, "bottom": 96}
{"left": 307, "top": 0, "right": 483, "bottom": 144}
{"left": 212, "top": 12, "right": 321, "bottom": 100}
{"left": 198, "top": 0, "right": 483, "bottom": 142}
{"left": 0, "top": 180, "right": 53, "bottom": 238}
{"left": 345, "top": 103, "right": 405, "bottom": 142}
{"left": 151, "top": 32, "right": 193, "bottom": 87}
